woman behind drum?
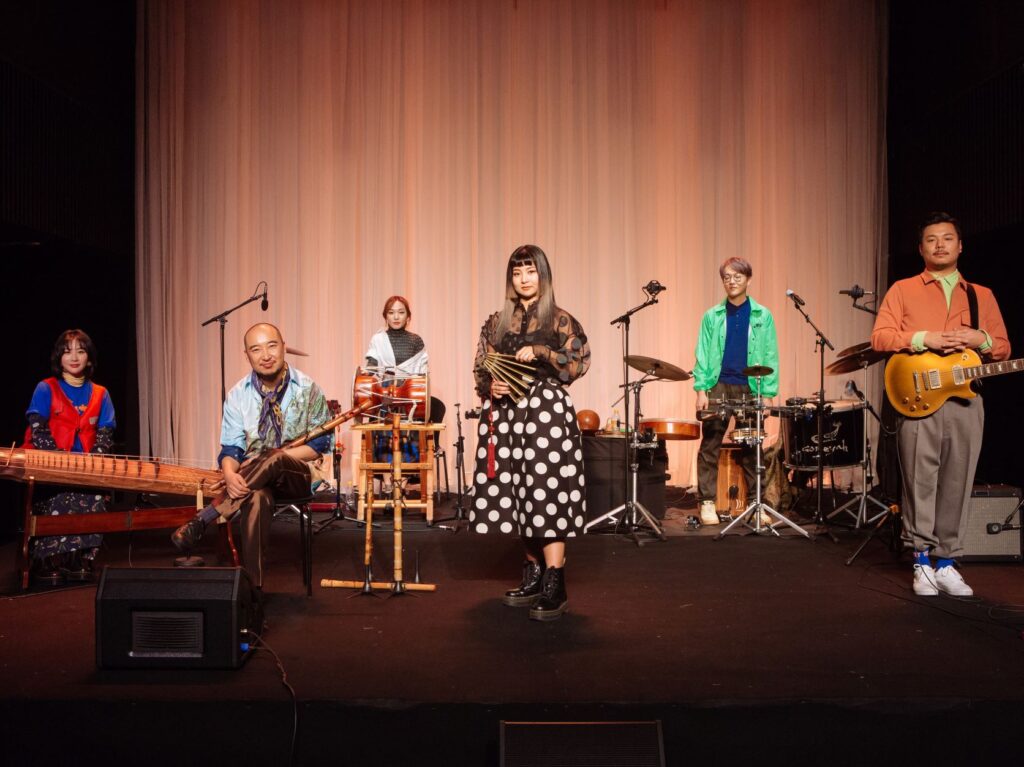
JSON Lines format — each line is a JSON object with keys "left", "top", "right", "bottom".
{"left": 470, "top": 244, "right": 590, "bottom": 621}
{"left": 25, "top": 329, "right": 116, "bottom": 583}
{"left": 365, "top": 295, "right": 428, "bottom": 462}
{"left": 365, "top": 295, "right": 428, "bottom": 376}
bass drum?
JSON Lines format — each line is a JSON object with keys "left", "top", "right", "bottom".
{"left": 781, "top": 399, "right": 864, "bottom": 470}
{"left": 351, "top": 367, "right": 430, "bottom": 423}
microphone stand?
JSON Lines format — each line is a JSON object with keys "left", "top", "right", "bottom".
{"left": 201, "top": 282, "right": 268, "bottom": 404}
{"left": 596, "top": 287, "right": 664, "bottom": 546}
{"left": 789, "top": 295, "right": 838, "bottom": 541}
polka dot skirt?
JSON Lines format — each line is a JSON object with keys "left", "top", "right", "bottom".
{"left": 469, "top": 378, "right": 586, "bottom": 538}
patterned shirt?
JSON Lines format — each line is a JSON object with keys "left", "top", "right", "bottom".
{"left": 473, "top": 302, "right": 590, "bottom": 398}
{"left": 218, "top": 365, "right": 332, "bottom": 464}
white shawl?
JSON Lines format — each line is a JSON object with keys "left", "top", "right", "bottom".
{"left": 364, "top": 329, "right": 428, "bottom": 375}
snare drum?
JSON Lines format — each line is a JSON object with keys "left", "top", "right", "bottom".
{"left": 638, "top": 418, "right": 700, "bottom": 441}
{"left": 781, "top": 399, "right": 864, "bottom": 470}
{"left": 351, "top": 367, "right": 430, "bottom": 423}
{"left": 729, "top": 427, "right": 760, "bottom": 446}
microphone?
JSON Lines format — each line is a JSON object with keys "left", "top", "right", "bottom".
{"left": 839, "top": 284, "right": 868, "bottom": 299}
{"left": 644, "top": 280, "right": 667, "bottom": 295}
{"left": 844, "top": 379, "right": 865, "bottom": 401}
{"left": 261, "top": 287, "right": 269, "bottom": 311}
{"left": 785, "top": 289, "right": 805, "bottom": 307}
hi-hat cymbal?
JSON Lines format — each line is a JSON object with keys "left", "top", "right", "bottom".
{"left": 624, "top": 355, "right": 691, "bottom": 381}
{"left": 742, "top": 365, "right": 774, "bottom": 378}
{"left": 836, "top": 341, "right": 871, "bottom": 358}
{"left": 825, "top": 347, "right": 886, "bottom": 375}
{"left": 286, "top": 346, "right": 310, "bottom": 357}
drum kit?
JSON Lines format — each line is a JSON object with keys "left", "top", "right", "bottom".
{"left": 712, "top": 367, "right": 812, "bottom": 539}
{"left": 584, "top": 354, "right": 699, "bottom": 542}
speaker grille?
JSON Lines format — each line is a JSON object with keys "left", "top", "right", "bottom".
{"left": 130, "top": 611, "right": 204, "bottom": 657}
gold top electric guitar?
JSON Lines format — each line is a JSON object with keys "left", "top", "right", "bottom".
{"left": 884, "top": 349, "right": 1024, "bottom": 417}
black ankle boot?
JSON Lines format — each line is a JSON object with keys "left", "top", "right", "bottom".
{"left": 35, "top": 554, "right": 66, "bottom": 586}
{"left": 503, "top": 561, "right": 545, "bottom": 607}
{"left": 529, "top": 566, "right": 567, "bottom": 621}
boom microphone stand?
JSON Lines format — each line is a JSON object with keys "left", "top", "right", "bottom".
{"left": 585, "top": 280, "right": 667, "bottom": 546}
{"left": 201, "top": 281, "right": 269, "bottom": 404}
{"left": 786, "top": 289, "right": 838, "bottom": 540}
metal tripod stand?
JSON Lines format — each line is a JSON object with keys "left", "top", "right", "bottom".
{"left": 828, "top": 377, "right": 889, "bottom": 528}
{"left": 716, "top": 371, "right": 811, "bottom": 539}
{"left": 584, "top": 377, "right": 666, "bottom": 544}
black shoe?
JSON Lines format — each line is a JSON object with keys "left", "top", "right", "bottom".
{"left": 35, "top": 555, "right": 66, "bottom": 586}
{"left": 171, "top": 517, "right": 207, "bottom": 552}
{"left": 529, "top": 566, "right": 567, "bottom": 621}
{"left": 64, "top": 551, "right": 93, "bottom": 582}
{"left": 503, "top": 561, "right": 545, "bottom": 607}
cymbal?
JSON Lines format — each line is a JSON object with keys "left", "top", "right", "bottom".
{"left": 836, "top": 341, "right": 871, "bottom": 358}
{"left": 825, "top": 348, "right": 886, "bottom": 375}
{"left": 286, "top": 346, "right": 310, "bottom": 357}
{"left": 742, "top": 365, "right": 774, "bottom": 378}
{"left": 624, "top": 355, "right": 691, "bottom": 381}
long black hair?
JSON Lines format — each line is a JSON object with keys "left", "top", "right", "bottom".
{"left": 494, "top": 244, "right": 556, "bottom": 339}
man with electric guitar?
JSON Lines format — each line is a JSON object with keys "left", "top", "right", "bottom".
{"left": 872, "top": 212, "right": 1010, "bottom": 597}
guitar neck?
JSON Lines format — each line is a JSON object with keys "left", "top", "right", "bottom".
{"left": 965, "top": 357, "right": 1024, "bottom": 381}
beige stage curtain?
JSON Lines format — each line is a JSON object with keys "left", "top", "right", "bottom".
{"left": 137, "top": 0, "right": 887, "bottom": 491}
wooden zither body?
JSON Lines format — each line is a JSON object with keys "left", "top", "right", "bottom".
{"left": 0, "top": 446, "right": 223, "bottom": 499}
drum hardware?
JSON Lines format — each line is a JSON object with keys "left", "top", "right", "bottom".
{"left": 624, "top": 354, "right": 693, "bottom": 382}
{"left": 787, "top": 290, "right": 839, "bottom": 540}
{"left": 715, "top": 367, "right": 812, "bottom": 540}
{"left": 594, "top": 284, "right": 676, "bottom": 546}
{"left": 822, "top": 364, "right": 891, "bottom": 528}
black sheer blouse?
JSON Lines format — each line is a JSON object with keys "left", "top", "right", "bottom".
{"left": 473, "top": 302, "right": 590, "bottom": 398}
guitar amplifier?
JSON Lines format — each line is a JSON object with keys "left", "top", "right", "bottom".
{"left": 961, "top": 485, "right": 1023, "bottom": 562}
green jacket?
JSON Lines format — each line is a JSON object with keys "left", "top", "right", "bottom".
{"left": 693, "top": 296, "right": 779, "bottom": 396}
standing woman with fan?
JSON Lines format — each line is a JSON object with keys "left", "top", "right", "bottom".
{"left": 470, "top": 244, "right": 590, "bottom": 621}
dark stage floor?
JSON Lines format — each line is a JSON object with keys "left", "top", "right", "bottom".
{"left": 2, "top": 497, "right": 1024, "bottom": 766}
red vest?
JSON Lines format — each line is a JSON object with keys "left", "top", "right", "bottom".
{"left": 25, "top": 378, "right": 106, "bottom": 452}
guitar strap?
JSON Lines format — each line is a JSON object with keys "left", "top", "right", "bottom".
{"left": 966, "top": 281, "right": 979, "bottom": 330}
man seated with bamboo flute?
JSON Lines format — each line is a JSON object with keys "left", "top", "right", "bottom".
{"left": 171, "top": 323, "right": 332, "bottom": 589}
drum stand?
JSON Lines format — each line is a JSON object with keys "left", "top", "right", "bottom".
{"left": 585, "top": 378, "right": 666, "bottom": 545}
{"left": 827, "top": 392, "right": 889, "bottom": 528}
{"left": 716, "top": 375, "right": 811, "bottom": 539}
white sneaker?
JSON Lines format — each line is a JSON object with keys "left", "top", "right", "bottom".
{"left": 912, "top": 564, "right": 939, "bottom": 596}
{"left": 934, "top": 565, "right": 974, "bottom": 596}
{"left": 699, "top": 500, "right": 720, "bottom": 526}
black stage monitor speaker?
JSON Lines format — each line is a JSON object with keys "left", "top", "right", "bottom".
{"left": 96, "top": 567, "right": 263, "bottom": 669}
{"left": 501, "top": 721, "right": 665, "bottom": 767}
{"left": 962, "top": 485, "right": 1023, "bottom": 562}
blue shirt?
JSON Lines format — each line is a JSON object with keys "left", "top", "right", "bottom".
{"left": 218, "top": 366, "right": 332, "bottom": 465}
{"left": 27, "top": 379, "right": 116, "bottom": 452}
{"left": 719, "top": 299, "right": 751, "bottom": 385}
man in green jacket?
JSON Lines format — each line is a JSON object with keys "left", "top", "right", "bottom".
{"left": 693, "top": 257, "right": 779, "bottom": 524}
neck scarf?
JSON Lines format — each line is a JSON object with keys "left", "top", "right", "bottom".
{"left": 252, "top": 366, "right": 291, "bottom": 448}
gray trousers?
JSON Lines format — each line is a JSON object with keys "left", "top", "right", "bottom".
{"left": 897, "top": 396, "right": 983, "bottom": 559}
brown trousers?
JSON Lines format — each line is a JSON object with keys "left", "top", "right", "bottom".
{"left": 215, "top": 450, "right": 311, "bottom": 587}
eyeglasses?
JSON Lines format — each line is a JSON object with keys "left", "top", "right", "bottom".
{"left": 721, "top": 273, "right": 746, "bottom": 283}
